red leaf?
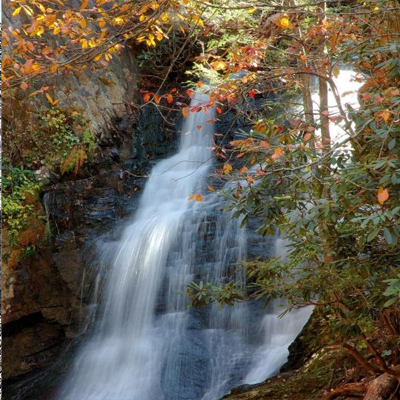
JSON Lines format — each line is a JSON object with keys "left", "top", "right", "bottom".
{"left": 249, "top": 90, "right": 255, "bottom": 98}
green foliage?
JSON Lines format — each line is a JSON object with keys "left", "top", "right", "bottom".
{"left": 35, "top": 108, "right": 95, "bottom": 175}
{"left": 2, "top": 161, "right": 41, "bottom": 246}
{"left": 184, "top": 0, "right": 400, "bottom": 376}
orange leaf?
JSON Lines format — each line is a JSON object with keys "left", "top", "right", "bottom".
{"left": 166, "top": 94, "right": 173, "bottom": 104}
{"left": 154, "top": 94, "right": 161, "bottom": 104}
{"left": 197, "top": 81, "right": 203, "bottom": 88}
{"left": 239, "top": 166, "right": 248, "bottom": 174}
{"left": 143, "top": 93, "right": 151, "bottom": 102}
{"left": 377, "top": 187, "right": 389, "bottom": 205}
{"left": 254, "top": 122, "right": 267, "bottom": 133}
{"left": 207, "top": 185, "right": 215, "bottom": 192}
{"left": 303, "top": 133, "right": 312, "bottom": 142}
{"left": 222, "top": 163, "right": 233, "bottom": 174}
{"left": 182, "top": 107, "right": 189, "bottom": 118}
{"left": 188, "top": 194, "right": 203, "bottom": 201}
{"left": 271, "top": 147, "right": 283, "bottom": 160}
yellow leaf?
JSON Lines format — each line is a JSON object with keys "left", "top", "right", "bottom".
{"left": 37, "top": 3, "right": 46, "bottom": 12}
{"left": 332, "top": 65, "right": 340, "bottom": 79}
{"left": 211, "top": 60, "right": 227, "bottom": 71}
{"left": 80, "top": 18, "right": 87, "bottom": 29}
{"left": 12, "top": 6, "right": 22, "bottom": 16}
{"left": 81, "top": 0, "right": 89, "bottom": 10}
{"left": 46, "top": 93, "right": 54, "bottom": 104}
{"left": 223, "top": 163, "right": 233, "bottom": 174}
{"left": 377, "top": 187, "right": 389, "bottom": 205}
{"left": 278, "top": 16, "right": 293, "bottom": 29}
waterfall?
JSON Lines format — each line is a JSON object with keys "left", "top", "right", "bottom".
{"left": 57, "top": 93, "right": 309, "bottom": 400}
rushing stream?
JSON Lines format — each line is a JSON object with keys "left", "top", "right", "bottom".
{"left": 57, "top": 93, "right": 311, "bottom": 400}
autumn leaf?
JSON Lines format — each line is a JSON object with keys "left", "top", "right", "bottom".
{"left": 376, "top": 110, "right": 390, "bottom": 123}
{"left": 211, "top": 60, "right": 227, "bottom": 71}
{"left": 239, "top": 166, "right": 248, "bottom": 174}
{"left": 271, "top": 147, "right": 283, "bottom": 160}
{"left": 254, "top": 121, "right": 267, "bottom": 133}
{"left": 277, "top": 15, "right": 293, "bottom": 29}
{"left": 154, "top": 94, "right": 161, "bottom": 104}
{"left": 45, "top": 93, "right": 59, "bottom": 106}
{"left": 223, "top": 163, "right": 233, "bottom": 174}
{"left": 249, "top": 90, "right": 255, "bottom": 99}
{"left": 188, "top": 194, "right": 203, "bottom": 201}
{"left": 377, "top": 186, "right": 389, "bottom": 205}
{"left": 197, "top": 81, "right": 203, "bottom": 88}
{"left": 12, "top": 7, "right": 22, "bottom": 16}
{"left": 166, "top": 94, "right": 173, "bottom": 104}
{"left": 143, "top": 93, "right": 151, "bottom": 102}
{"left": 207, "top": 185, "right": 215, "bottom": 192}
{"left": 332, "top": 65, "right": 340, "bottom": 79}
{"left": 182, "top": 107, "right": 190, "bottom": 118}
{"left": 216, "top": 107, "right": 223, "bottom": 115}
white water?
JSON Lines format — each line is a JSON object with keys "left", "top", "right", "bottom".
{"left": 244, "top": 237, "right": 313, "bottom": 384}
{"left": 57, "top": 94, "right": 310, "bottom": 400}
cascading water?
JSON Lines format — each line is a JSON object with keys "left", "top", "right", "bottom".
{"left": 57, "top": 93, "right": 310, "bottom": 400}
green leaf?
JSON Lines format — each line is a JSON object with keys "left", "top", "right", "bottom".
{"left": 383, "top": 298, "right": 397, "bottom": 308}
{"left": 367, "top": 227, "right": 380, "bottom": 242}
